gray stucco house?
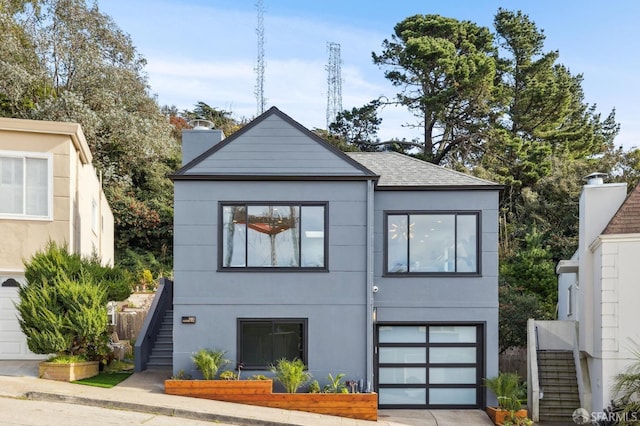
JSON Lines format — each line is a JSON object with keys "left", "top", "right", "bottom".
{"left": 170, "top": 107, "right": 500, "bottom": 409}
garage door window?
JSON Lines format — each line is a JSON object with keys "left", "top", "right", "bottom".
{"left": 377, "top": 324, "right": 484, "bottom": 409}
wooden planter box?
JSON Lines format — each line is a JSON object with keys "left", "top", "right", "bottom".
{"left": 486, "top": 406, "right": 528, "bottom": 425}
{"left": 164, "top": 379, "right": 273, "bottom": 399}
{"left": 165, "top": 379, "right": 378, "bottom": 421}
{"left": 38, "top": 361, "right": 99, "bottom": 382}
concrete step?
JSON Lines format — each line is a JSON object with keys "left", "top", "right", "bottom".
{"left": 147, "top": 361, "right": 172, "bottom": 368}
{"left": 538, "top": 360, "right": 576, "bottom": 368}
{"left": 541, "top": 392, "right": 579, "bottom": 402}
{"left": 537, "top": 350, "right": 573, "bottom": 358}
{"left": 539, "top": 405, "right": 578, "bottom": 416}
{"left": 540, "top": 383, "right": 578, "bottom": 391}
{"left": 148, "top": 355, "right": 172, "bottom": 364}
{"left": 538, "top": 367, "right": 577, "bottom": 380}
{"left": 540, "top": 398, "right": 580, "bottom": 408}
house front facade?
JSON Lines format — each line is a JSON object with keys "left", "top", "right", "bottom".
{"left": 556, "top": 178, "right": 640, "bottom": 413}
{"left": 171, "top": 107, "right": 500, "bottom": 408}
{"left": 0, "top": 117, "right": 114, "bottom": 360}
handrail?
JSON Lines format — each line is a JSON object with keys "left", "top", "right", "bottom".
{"left": 527, "top": 319, "right": 541, "bottom": 422}
{"left": 572, "top": 321, "right": 591, "bottom": 412}
{"left": 134, "top": 278, "right": 173, "bottom": 372}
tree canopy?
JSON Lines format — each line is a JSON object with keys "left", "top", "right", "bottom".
{"left": 0, "top": 0, "right": 179, "bottom": 275}
{"left": 372, "top": 14, "right": 497, "bottom": 164}
{"left": 342, "top": 8, "right": 639, "bottom": 349}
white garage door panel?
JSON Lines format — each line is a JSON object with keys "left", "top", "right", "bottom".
{"left": 376, "top": 324, "right": 483, "bottom": 409}
{"left": 0, "top": 286, "right": 44, "bottom": 360}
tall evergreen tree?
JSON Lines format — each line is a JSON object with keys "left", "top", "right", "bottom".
{"left": 372, "top": 14, "right": 497, "bottom": 165}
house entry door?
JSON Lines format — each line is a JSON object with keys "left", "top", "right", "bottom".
{"left": 375, "top": 323, "right": 484, "bottom": 409}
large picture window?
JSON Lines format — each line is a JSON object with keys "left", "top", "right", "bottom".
{"left": 386, "top": 212, "right": 479, "bottom": 275}
{"left": 0, "top": 152, "right": 51, "bottom": 219}
{"left": 221, "top": 203, "right": 326, "bottom": 269}
{"left": 238, "top": 319, "right": 307, "bottom": 368}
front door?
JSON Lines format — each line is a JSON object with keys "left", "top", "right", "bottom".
{"left": 375, "top": 323, "right": 484, "bottom": 408}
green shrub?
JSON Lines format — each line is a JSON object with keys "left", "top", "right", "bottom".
{"left": 308, "top": 379, "right": 321, "bottom": 393}
{"left": 47, "top": 355, "right": 87, "bottom": 363}
{"left": 192, "top": 348, "right": 229, "bottom": 380}
{"left": 17, "top": 274, "right": 109, "bottom": 361}
{"left": 270, "top": 358, "right": 311, "bottom": 393}
{"left": 323, "top": 373, "right": 347, "bottom": 393}
{"left": 24, "top": 241, "right": 132, "bottom": 302}
{"left": 219, "top": 370, "right": 238, "bottom": 380}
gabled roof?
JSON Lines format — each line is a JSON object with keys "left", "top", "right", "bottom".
{"left": 171, "top": 106, "right": 500, "bottom": 190}
{"left": 171, "top": 107, "right": 377, "bottom": 181}
{"left": 347, "top": 152, "right": 501, "bottom": 190}
{"left": 602, "top": 182, "right": 640, "bottom": 234}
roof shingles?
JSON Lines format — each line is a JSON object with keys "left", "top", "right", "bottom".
{"left": 346, "top": 152, "right": 499, "bottom": 189}
{"left": 603, "top": 182, "right": 640, "bottom": 234}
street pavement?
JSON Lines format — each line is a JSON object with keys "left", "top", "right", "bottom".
{"left": 0, "top": 361, "right": 493, "bottom": 425}
{"left": 0, "top": 396, "right": 237, "bottom": 426}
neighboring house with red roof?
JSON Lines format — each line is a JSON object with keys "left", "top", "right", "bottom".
{"left": 551, "top": 177, "right": 640, "bottom": 415}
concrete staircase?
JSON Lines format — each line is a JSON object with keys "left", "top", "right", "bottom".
{"left": 537, "top": 350, "right": 580, "bottom": 423}
{"left": 146, "top": 309, "right": 173, "bottom": 368}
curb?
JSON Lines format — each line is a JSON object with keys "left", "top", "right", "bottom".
{"left": 25, "top": 391, "right": 292, "bottom": 426}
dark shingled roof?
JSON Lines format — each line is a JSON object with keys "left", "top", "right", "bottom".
{"left": 603, "top": 182, "right": 640, "bottom": 234}
{"left": 346, "top": 152, "right": 500, "bottom": 189}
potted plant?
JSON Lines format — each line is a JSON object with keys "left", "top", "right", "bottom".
{"left": 484, "top": 372, "right": 528, "bottom": 425}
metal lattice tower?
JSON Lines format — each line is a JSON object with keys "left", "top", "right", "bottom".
{"left": 326, "top": 42, "right": 342, "bottom": 129}
{"left": 255, "top": 0, "right": 266, "bottom": 115}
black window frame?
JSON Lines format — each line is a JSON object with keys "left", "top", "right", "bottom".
{"left": 375, "top": 322, "right": 486, "bottom": 409}
{"left": 237, "top": 318, "right": 308, "bottom": 369}
{"left": 384, "top": 211, "right": 481, "bottom": 276}
{"left": 218, "top": 201, "right": 329, "bottom": 272}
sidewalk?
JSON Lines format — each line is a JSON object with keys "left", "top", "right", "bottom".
{"left": 0, "top": 361, "right": 493, "bottom": 425}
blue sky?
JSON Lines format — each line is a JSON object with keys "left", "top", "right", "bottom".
{"left": 99, "top": 1, "right": 639, "bottom": 150}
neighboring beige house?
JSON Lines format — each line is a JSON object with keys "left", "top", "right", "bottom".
{"left": 529, "top": 175, "right": 640, "bottom": 421}
{"left": 0, "top": 117, "right": 114, "bottom": 360}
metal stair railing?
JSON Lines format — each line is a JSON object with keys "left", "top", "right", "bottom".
{"left": 134, "top": 278, "right": 173, "bottom": 372}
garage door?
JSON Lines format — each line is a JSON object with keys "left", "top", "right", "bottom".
{"left": 376, "top": 323, "right": 484, "bottom": 409}
{"left": 0, "top": 278, "right": 44, "bottom": 360}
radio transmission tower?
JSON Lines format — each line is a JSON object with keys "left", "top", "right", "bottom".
{"left": 255, "top": 0, "right": 266, "bottom": 115}
{"left": 326, "top": 42, "right": 342, "bottom": 129}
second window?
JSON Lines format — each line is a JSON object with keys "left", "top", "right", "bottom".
{"left": 386, "top": 212, "right": 479, "bottom": 275}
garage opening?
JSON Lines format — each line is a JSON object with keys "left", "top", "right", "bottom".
{"left": 376, "top": 323, "right": 485, "bottom": 409}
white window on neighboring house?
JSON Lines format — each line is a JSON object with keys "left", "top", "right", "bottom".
{"left": 567, "top": 285, "right": 573, "bottom": 317}
{"left": 91, "top": 198, "right": 98, "bottom": 234}
{"left": 0, "top": 151, "right": 52, "bottom": 220}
